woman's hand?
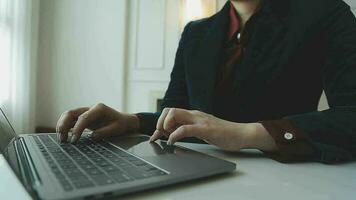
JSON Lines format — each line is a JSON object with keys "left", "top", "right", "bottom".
{"left": 56, "top": 103, "right": 139, "bottom": 143}
{"left": 150, "top": 108, "right": 277, "bottom": 152}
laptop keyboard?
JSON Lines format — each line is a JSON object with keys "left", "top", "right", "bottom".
{"left": 32, "top": 134, "right": 167, "bottom": 191}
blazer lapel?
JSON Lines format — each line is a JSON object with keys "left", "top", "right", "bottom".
{"left": 233, "top": 0, "right": 288, "bottom": 94}
{"left": 188, "top": 2, "right": 230, "bottom": 113}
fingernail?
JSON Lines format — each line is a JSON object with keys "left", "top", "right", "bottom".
{"left": 150, "top": 130, "right": 157, "bottom": 142}
{"left": 70, "top": 134, "right": 78, "bottom": 144}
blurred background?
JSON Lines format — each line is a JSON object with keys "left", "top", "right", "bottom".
{"left": 0, "top": 0, "right": 355, "bottom": 134}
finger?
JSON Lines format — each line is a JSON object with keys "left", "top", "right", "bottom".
{"left": 156, "top": 108, "right": 170, "bottom": 131}
{"left": 71, "top": 103, "right": 108, "bottom": 143}
{"left": 56, "top": 107, "right": 89, "bottom": 143}
{"left": 149, "top": 129, "right": 163, "bottom": 142}
{"left": 56, "top": 112, "right": 72, "bottom": 142}
{"left": 56, "top": 114, "right": 65, "bottom": 142}
{"left": 167, "top": 125, "right": 204, "bottom": 145}
{"left": 56, "top": 107, "right": 89, "bottom": 141}
{"left": 56, "top": 114, "right": 64, "bottom": 133}
{"left": 91, "top": 123, "right": 120, "bottom": 141}
{"left": 163, "top": 108, "right": 195, "bottom": 133}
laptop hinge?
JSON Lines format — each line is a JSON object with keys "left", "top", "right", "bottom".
{"left": 14, "top": 138, "right": 42, "bottom": 197}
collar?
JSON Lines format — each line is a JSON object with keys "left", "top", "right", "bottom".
{"left": 227, "top": 1, "right": 264, "bottom": 42}
{"left": 227, "top": 2, "right": 240, "bottom": 41}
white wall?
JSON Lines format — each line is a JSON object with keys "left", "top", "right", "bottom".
{"left": 125, "top": 0, "right": 227, "bottom": 113}
{"left": 125, "top": 0, "right": 180, "bottom": 113}
{"left": 36, "top": 0, "right": 128, "bottom": 127}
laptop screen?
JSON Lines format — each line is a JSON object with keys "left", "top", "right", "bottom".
{"left": 0, "top": 108, "right": 17, "bottom": 153}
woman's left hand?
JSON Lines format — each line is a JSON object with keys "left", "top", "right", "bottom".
{"left": 150, "top": 108, "right": 277, "bottom": 152}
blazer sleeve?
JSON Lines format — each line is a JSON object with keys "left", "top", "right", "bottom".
{"left": 263, "top": 2, "right": 356, "bottom": 164}
{"left": 136, "top": 22, "right": 192, "bottom": 135}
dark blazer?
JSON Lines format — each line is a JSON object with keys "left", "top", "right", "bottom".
{"left": 137, "top": 0, "right": 356, "bottom": 163}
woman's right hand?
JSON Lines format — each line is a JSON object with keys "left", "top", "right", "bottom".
{"left": 56, "top": 103, "right": 140, "bottom": 143}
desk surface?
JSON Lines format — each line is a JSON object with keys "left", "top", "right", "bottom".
{"left": 1, "top": 142, "right": 355, "bottom": 200}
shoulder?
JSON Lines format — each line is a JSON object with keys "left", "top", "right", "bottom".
{"left": 189, "top": 17, "right": 213, "bottom": 31}
{"left": 179, "top": 14, "right": 216, "bottom": 46}
{"left": 276, "top": 0, "right": 351, "bottom": 29}
{"left": 289, "top": 0, "right": 350, "bottom": 18}
{"left": 182, "top": 16, "right": 214, "bottom": 38}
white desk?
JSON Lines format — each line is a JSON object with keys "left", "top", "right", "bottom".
{"left": 0, "top": 154, "right": 32, "bottom": 200}
{"left": 1, "top": 142, "right": 355, "bottom": 200}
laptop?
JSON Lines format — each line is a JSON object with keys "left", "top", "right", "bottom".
{"left": 0, "top": 108, "right": 236, "bottom": 200}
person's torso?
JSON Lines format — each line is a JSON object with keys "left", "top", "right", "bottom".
{"left": 182, "top": 0, "right": 341, "bottom": 122}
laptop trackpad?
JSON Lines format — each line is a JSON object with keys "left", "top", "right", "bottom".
{"left": 107, "top": 135, "right": 190, "bottom": 158}
{"left": 108, "top": 135, "right": 213, "bottom": 174}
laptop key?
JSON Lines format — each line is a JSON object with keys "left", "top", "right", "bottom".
{"left": 142, "top": 165, "right": 158, "bottom": 171}
{"left": 92, "top": 158, "right": 104, "bottom": 163}
{"left": 77, "top": 160, "right": 92, "bottom": 165}
{"left": 52, "top": 168, "right": 61, "bottom": 174}
{"left": 54, "top": 172, "right": 63, "bottom": 177}
{"left": 110, "top": 157, "right": 125, "bottom": 163}
{"left": 90, "top": 175, "right": 115, "bottom": 185}
{"left": 143, "top": 170, "right": 166, "bottom": 178}
{"left": 59, "top": 160, "right": 73, "bottom": 165}
{"left": 70, "top": 176, "right": 91, "bottom": 184}
{"left": 58, "top": 179, "right": 70, "bottom": 186}
{"left": 109, "top": 173, "right": 131, "bottom": 183}
{"left": 88, "top": 169, "right": 104, "bottom": 176}
{"left": 120, "top": 166, "right": 145, "bottom": 179}
{"left": 65, "top": 169, "right": 83, "bottom": 176}
{"left": 115, "top": 162, "right": 131, "bottom": 168}
{"left": 82, "top": 164, "right": 96, "bottom": 170}
{"left": 48, "top": 162, "right": 58, "bottom": 168}
{"left": 101, "top": 165, "right": 121, "bottom": 172}
{"left": 97, "top": 161, "right": 111, "bottom": 167}
{"left": 85, "top": 154, "right": 98, "bottom": 159}
{"left": 131, "top": 160, "right": 147, "bottom": 166}
{"left": 57, "top": 175, "right": 68, "bottom": 182}
{"left": 73, "top": 181, "right": 94, "bottom": 189}
{"left": 71, "top": 156, "right": 84, "bottom": 161}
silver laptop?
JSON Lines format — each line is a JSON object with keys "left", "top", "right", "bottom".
{"left": 0, "top": 108, "right": 236, "bottom": 200}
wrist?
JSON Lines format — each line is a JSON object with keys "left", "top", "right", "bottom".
{"left": 239, "top": 123, "right": 259, "bottom": 149}
{"left": 126, "top": 114, "right": 140, "bottom": 133}
{"left": 242, "top": 123, "right": 278, "bottom": 151}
